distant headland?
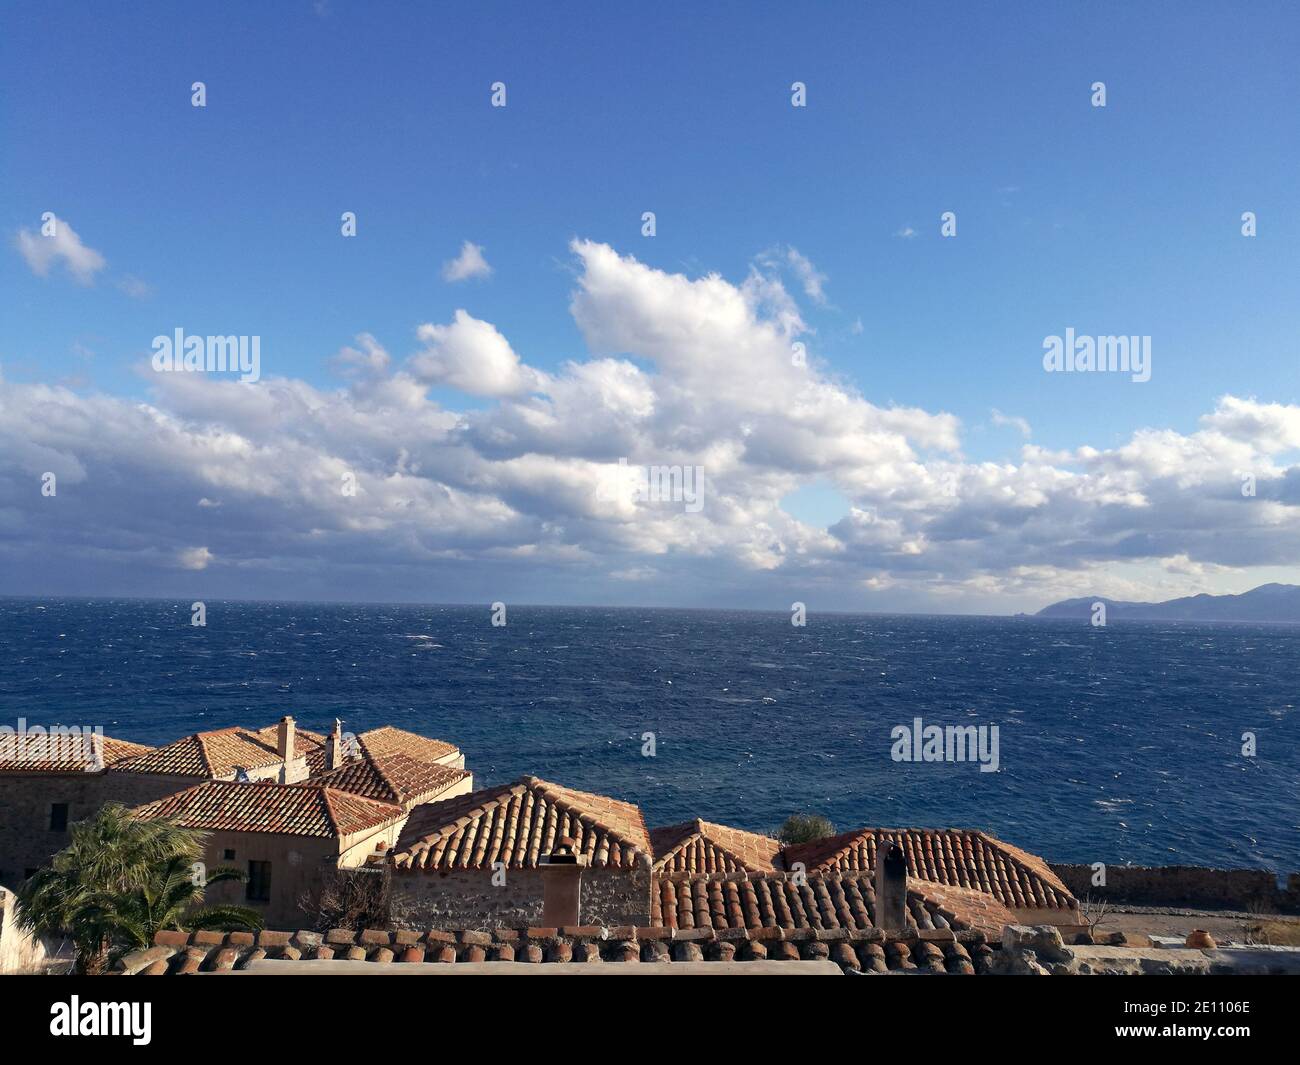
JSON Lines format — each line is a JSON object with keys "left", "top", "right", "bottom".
{"left": 1036, "top": 583, "right": 1300, "bottom": 623}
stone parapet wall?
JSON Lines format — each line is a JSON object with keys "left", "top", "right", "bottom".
{"left": 118, "top": 923, "right": 988, "bottom": 974}
{"left": 1051, "top": 863, "right": 1300, "bottom": 913}
{"left": 389, "top": 866, "right": 652, "bottom": 929}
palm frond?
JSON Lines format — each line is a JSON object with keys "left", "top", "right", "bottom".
{"left": 186, "top": 905, "right": 264, "bottom": 931}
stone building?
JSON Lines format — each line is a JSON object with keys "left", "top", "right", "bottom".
{"left": 386, "top": 778, "right": 1084, "bottom": 934}
{"left": 308, "top": 724, "right": 469, "bottom": 812}
{"left": 0, "top": 716, "right": 468, "bottom": 909}
{"left": 107, "top": 716, "right": 326, "bottom": 786}
{"left": 124, "top": 723, "right": 472, "bottom": 927}
{"left": 388, "top": 775, "right": 655, "bottom": 928}
{"left": 133, "top": 780, "right": 409, "bottom": 928}
{"left": 0, "top": 733, "right": 161, "bottom": 886}
{"left": 3, "top": 713, "right": 1084, "bottom": 936}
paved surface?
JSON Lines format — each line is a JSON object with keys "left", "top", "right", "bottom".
{"left": 1099, "top": 909, "right": 1300, "bottom": 945}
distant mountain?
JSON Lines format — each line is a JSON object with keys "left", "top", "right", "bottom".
{"left": 1036, "top": 583, "right": 1300, "bottom": 622}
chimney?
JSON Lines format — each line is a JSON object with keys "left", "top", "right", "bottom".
{"left": 874, "top": 840, "right": 908, "bottom": 932}
{"left": 539, "top": 837, "right": 588, "bottom": 927}
{"left": 276, "top": 715, "right": 295, "bottom": 762}
{"left": 326, "top": 719, "right": 343, "bottom": 770}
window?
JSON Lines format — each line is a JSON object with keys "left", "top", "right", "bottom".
{"left": 246, "top": 860, "right": 272, "bottom": 902}
{"left": 49, "top": 803, "right": 69, "bottom": 832}
{"left": 223, "top": 848, "right": 236, "bottom": 861}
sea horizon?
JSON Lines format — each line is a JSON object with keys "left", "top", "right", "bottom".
{"left": 10, "top": 591, "right": 1300, "bottom": 625}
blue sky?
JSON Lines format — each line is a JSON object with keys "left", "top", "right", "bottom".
{"left": 2, "top": 1, "right": 1299, "bottom": 611}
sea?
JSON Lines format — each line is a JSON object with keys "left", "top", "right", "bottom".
{"left": 2, "top": 597, "right": 1297, "bottom": 872}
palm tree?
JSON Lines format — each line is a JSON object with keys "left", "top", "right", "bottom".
{"left": 16, "top": 803, "right": 262, "bottom": 974}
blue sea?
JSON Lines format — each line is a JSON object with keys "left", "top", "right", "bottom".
{"left": 3, "top": 598, "right": 1297, "bottom": 872}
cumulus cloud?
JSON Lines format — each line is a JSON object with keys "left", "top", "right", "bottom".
{"left": 410, "top": 310, "right": 542, "bottom": 397}
{"left": 1, "top": 240, "right": 1297, "bottom": 609}
{"left": 15, "top": 216, "right": 106, "bottom": 283}
{"left": 441, "top": 241, "right": 492, "bottom": 282}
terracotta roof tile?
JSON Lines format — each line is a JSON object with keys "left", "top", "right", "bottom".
{"left": 128, "top": 924, "right": 997, "bottom": 974}
{"left": 353, "top": 726, "right": 458, "bottom": 763}
{"left": 304, "top": 726, "right": 459, "bottom": 780}
{"left": 391, "top": 776, "right": 651, "bottom": 871}
{"left": 781, "top": 827, "right": 1077, "bottom": 911}
{"left": 650, "top": 872, "right": 973, "bottom": 934}
{"left": 109, "top": 723, "right": 321, "bottom": 779}
{"left": 312, "top": 750, "right": 469, "bottom": 807}
{"left": 0, "top": 733, "right": 152, "bottom": 773}
{"left": 132, "top": 780, "right": 402, "bottom": 838}
{"left": 651, "top": 819, "right": 783, "bottom": 874}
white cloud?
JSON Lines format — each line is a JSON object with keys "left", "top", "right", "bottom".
{"left": 441, "top": 241, "right": 492, "bottom": 282}
{"left": 177, "top": 546, "right": 213, "bottom": 570}
{"left": 785, "top": 247, "right": 828, "bottom": 305}
{"left": 1, "top": 240, "right": 1297, "bottom": 609}
{"left": 410, "top": 310, "right": 542, "bottom": 397}
{"left": 991, "top": 409, "right": 1032, "bottom": 438}
{"left": 895, "top": 226, "right": 917, "bottom": 239}
{"left": 756, "top": 245, "right": 829, "bottom": 306}
{"left": 15, "top": 216, "right": 106, "bottom": 283}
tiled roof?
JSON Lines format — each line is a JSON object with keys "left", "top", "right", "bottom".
{"left": 109, "top": 724, "right": 321, "bottom": 779}
{"left": 651, "top": 819, "right": 783, "bottom": 874}
{"left": 306, "top": 726, "right": 459, "bottom": 776}
{"left": 391, "top": 775, "right": 652, "bottom": 871}
{"left": 312, "top": 750, "right": 469, "bottom": 807}
{"left": 650, "top": 872, "right": 987, "bottom": 934}
{"left": 132, "top": 780, "right": 402, "bottom": 838}
{"left": 126, "top": 925, "right": 995, "bottom": 974}
{"left": 354, "top": 725, "right": 458, "bottom": 763}
{"left": 781, "top": 827, "right": 1077, "bottom": 912}
{"left": 0, "top": 733, "right": 153, "bottom": 773}
{"left": 250, "top": 724, "right": 325, "bottom": 756}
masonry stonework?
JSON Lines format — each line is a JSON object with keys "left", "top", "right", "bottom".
{"left": 1052, "top": 862, "right": 1300, "bottom": 912}
{"left": 0, "top": 770, "right": 198, "bottom": 887}
{"left": 389, "top": 866, "right": 653, "bottom": 929}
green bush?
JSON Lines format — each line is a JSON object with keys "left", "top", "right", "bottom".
{"left": 777, "top": 813, "right": 836, "bottom": 845}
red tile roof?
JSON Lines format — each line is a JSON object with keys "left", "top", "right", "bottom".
{"left": 650, "top": 872, "right": 983, "bottom": 934}
{"left": 0, "top": 732, "right": 152, "bottom": 773}
{"left": 132, "top": 780, "right": 402, "bottom": 838}
{"left": 391, "top": 775, "right": 652, "bottom": 871}
{"left": 781, "top": 827, "right": 1076, "bottom": 911}
{"left": 306, "top": 726, "right": 459, "bottom": 774}
{"left": 651, "top": 819, "right": 783, "bottom": 874}
{"left": 353, "top": 726, "right": 458, "bottom": 764}
{"left": 312, "top": 750, "right": 469, "bottom": 807}
{"left": 109, "top": 724, "right": 323, "bottom": 779}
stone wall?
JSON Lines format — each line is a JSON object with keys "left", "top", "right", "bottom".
{"left": 0, "top": 770, "right": 196, "bottom": 886}
{"left": 0, "top": 885, "right": 50, "bottom": 973}
{"left": 389, "top": 866, "right": 653, "bottom": 929}
{"left": 1052, "top": 863, "right": 1300, "bottom": 912}
{"left": 198, "top": 831, "right": 351, "bottom": 930}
